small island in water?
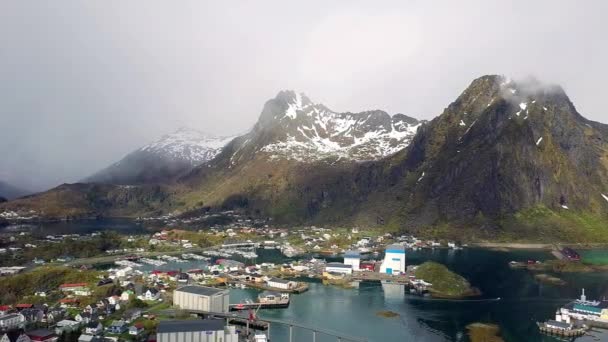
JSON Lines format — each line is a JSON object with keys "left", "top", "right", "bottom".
{"left": 414, "top": 261, "right": 480, "bottom": 298}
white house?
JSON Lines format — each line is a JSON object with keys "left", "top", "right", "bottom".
{"left": 380, "top": 244, "right": 406, "bottom": 275}
{"left": 266, "top": 278, "right": 297, "bottom": 290}
{"left": 115, "top": 267, "right": 133, "bottom": 278}
{"left": 120, "top": 291, "right": 133, "bottom": 302}
{"left": 107, "top": 296, "right": 120, "bottom": 306}
{"left": 143, "top": 288, "right": 160, "bottom": 301}
{"left": 343, "top": 250, "right": 361, "bottom": 271}
{"left": 325, "top": 263, "right": 353, "bottom": 275}
{"left": 0, "top": 313, "right": 26, "bottom": 330}
{"left": 85, "top": 322, "right": 103, "bottom": 335}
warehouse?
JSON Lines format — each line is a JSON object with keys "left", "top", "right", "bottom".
{"left": 266, "top": 278, "right": 297, "bottom": 290}
{"left": 325, "top": 263, "right": 353, "bottom": 275}
{"left": 173, "top": 286, "right": 229, "bottom": 313}
{"left": 380, "top": 244, "right": 406, "bottom": 275}
{"left": 343, "top": 250, "right": 361, "bottom": 271}
{"left": 156, "top": 319, "right": 237, "bottom": 342}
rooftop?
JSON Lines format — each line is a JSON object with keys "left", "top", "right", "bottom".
{"left": 175, "top": 285, "right": 227, "bottom": 296}
{"left": 344, "top": 250, "right": 360, "bottom": 258}
{"left": 157, "top": 319, "right": 225, "bottom": 333}
{"left": 326, "top": 263, "right": 353, "bottom": 269}
{"left": 547, "top": 320, "right": 571, "bottom": 329}
{"left": 268, "top": 277, "right": 292, "bottom": 284}
{"left": 26, "top": 329, "right": 57, "bottom": 339}
{"left": 386, "top": 244, "right": 406, "bottom": 252}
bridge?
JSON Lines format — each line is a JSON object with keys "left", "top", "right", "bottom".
{"left": 186, "top": 309, "right": 368, "bottom": 342}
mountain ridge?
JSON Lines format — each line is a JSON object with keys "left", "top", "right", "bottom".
{"left": 85, "top": 128, "right": 235, "bottom": 185}
{"left": 2, "top": 75, "right": 608, "bottom": 241}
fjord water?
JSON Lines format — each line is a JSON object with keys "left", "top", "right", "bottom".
{"left": 233, "top": 248, "right": 608, "bottom": 342}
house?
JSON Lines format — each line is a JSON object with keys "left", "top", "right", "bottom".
{"left": 0, "top": 313, "right": 26, "bottom": 331}
{"left": 0, "top": 307, "right": 11, "bottom": 316}
{"left": 77, "top": 335, "right": 100, "bottom": 342}
{"left": 55, "top": 320, "right": 80, "bottom": 334}
{"left": 122, "top": 309, "right": 141, "bottom": 323}
{"left": 84, "top": 322, "right": 103, "bottom": 335}
{"left": 266, "top": 278, "right": 297, "bottom": 290}
{"left": 128, "top": 323, "right": 144, "bottom": 336}
{"left": 45, "top": 309, "right": 66, "bottom": 324}
{"left": 26, "top": 329, "right": 58, "bottom": 342}
{"left": 34, "top": 291, "right": 47, "bottom": 298}
{"left": 142, "top": 288, "right": 160, "bottom": 301}
{"left": 106, "top": 296, "right": 120, "bottom": 306}
{"left": 107, "top": 320, "right": 127, "bottom": 334}
{"left": 59, "top": 284, "right": 91, "bottom": 296}
{"left": 20, "top": 309, "right": 44, "bottom": 323}
{"left": 120, "top": 291, "right": 133, "bottom": 302}
{"left": 58, "top": 299, "right": 79, "bottom": 309}
{"left": 343, "top": 251, "right": 361, "bottom": 271}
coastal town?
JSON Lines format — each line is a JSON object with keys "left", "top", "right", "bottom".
{"left": 0, "top": 218, "right": 477, "bottom": 342}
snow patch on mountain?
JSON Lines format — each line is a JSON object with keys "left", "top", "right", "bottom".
{"left": 140, "top": 128, "right": 234, "bottom": 165}
{"left": 258, "top": 92, "right": 421, "bottom": 162}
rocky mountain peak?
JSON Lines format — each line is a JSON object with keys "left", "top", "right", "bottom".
{"left": 230, "top": 91, "right": 422, "bottom": 163}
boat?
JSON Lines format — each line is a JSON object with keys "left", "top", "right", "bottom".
{"left": 230, "top": 291, "right": 290, "bottom": 311}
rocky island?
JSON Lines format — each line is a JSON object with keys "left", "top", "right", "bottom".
{"left": 414, "top": 261, "right": 479, "bottom": 298}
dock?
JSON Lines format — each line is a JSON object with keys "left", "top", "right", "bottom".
{"left": 537, "top": 322, "right": 587, "bottom": 337}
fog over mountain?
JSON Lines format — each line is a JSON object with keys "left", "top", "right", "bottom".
{"left": 1, "top": 0, "right": 607, "bottom": 192}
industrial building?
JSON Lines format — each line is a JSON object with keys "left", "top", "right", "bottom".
{"left": 266, "top": 278, "right": 297, "bottom": 290}
{"left": 325, "top": 263, "right": 353, "bottom": 275}
{"left": 380, "top": 244, "right": 406, "bottom": 275}
{"left": 173, "top": 286, "right": 229, "bottom": 313}
{"left": 156, "top": 319, "right": 237, "bottom": 342}
{"left": 343, "top": 250, "right": 361, "bottom": 271}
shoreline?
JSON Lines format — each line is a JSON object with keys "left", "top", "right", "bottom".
{"left": 471, "top": 242, "right": 608, "bottom": 250}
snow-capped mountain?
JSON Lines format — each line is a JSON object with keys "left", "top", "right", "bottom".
{"left": 140, "top": 128, "right": 234, "bottom": 166}
{"left": 224, "top": 91, "right": 421, "bottom": 165}
{"left": 86, "top": 128, "right": 234, "bottom": 185}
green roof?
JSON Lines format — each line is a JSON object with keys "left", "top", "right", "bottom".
{"left": 573, "top": 303, "right": 602, "bottom": 313}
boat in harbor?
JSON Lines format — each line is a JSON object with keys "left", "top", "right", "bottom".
{"left": 230, "top": 291, "right": 290, "bottom": 311}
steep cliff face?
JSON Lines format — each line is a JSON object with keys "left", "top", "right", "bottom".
{"left": 400, "top": 76, "right": 608, "bottom": 227}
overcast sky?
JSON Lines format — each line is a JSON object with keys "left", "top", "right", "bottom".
{"left": 1, "top": 1, "right": 607, "bottom": 191}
